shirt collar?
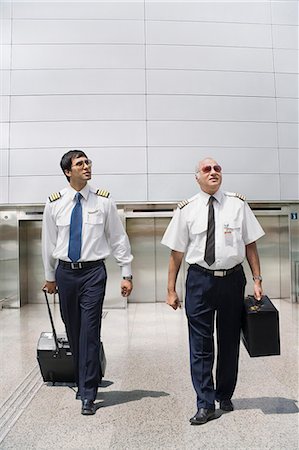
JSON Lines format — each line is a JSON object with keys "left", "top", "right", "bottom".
{"left": 67, "top": 183, "right": 90, "bottom": 201}
{"left": 199, "top": 188, "right": 223, "bottom": 206}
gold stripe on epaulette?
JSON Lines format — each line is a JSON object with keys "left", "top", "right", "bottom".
{"left": 48, "top": 192, "right": 61, "bottom": 202}
{"left": 235, "top": 192, "right": 246, "bottom": 201}
{"left": 178, "top": 199, "right": 189, "bottom": 209}
{"left": 96, "top": 189, "right": 110, "bottom": 198}
{"left": 226, "top": 191, "right": 246, "bottom": 202}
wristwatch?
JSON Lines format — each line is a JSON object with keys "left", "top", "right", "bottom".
{"left": 253, "top": 275, "right": 263, "bottom": 282}
{"left": 123, "top": 275, "right": 133, "bottom": 281}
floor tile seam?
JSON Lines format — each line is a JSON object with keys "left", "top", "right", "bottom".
{"left": 0, "top": 375, "right": 43, "bottom": 431}
{"left": 0, "top": 376, "right": 43, "bottom": 445}
{"left": 0, "top": 367, "right": 42, "bottom": 424}
{"left": 0, "top": 364, "right": 41, "bottom": 414}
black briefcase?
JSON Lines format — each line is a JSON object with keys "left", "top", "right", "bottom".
{"left": 241, "top": 295, "right": 280, "bottom": 357}
{"left": 37, "top": 291, "right": 106, "bottom": 384}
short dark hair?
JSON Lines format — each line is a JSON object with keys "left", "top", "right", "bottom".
{"left": 60, "top": 149, "right": 88, "bottom": 182}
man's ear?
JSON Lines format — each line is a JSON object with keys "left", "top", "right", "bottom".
{"left": 65, "top": 168, "right": 71, "bottom": 177}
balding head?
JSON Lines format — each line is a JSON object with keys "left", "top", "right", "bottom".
{"left": 195, "top": 157, "right": 222, "bottom": 195}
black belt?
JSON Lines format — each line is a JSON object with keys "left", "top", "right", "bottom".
{"left": 58, "top": 260, "right": 104, "bottom": 270}
{"left": 190, "top": 263, "right": 242, "bottom": 277}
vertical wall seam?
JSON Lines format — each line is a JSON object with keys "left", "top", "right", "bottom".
{"left": 143, "top": 0, "right": 149, "bottom": 201}
{"left": 7, "top": 0, "right": 13, "bottom": 203}
{"left": 269, "top": 0, "right": 281, "bottom": 201}
{"left": 269, "top": 0, "right": 282, "bottom": 296}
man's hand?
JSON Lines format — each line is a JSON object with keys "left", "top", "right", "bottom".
{"left": 166, "top": 291, "right": 181, "bottom": 310}
{"left": 43, "top": 281, "right": 57, "bottom": 294}
{"left": 121, "top": 280, "right": 133, "bottom": 297}
{"left": 253, "top": 281, "right": 263, "bottom": 301}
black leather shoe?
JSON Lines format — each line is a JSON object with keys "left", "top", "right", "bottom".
{"left": 76, "top": 391, "right": 81, "bottom": 400}
{"left": 190, "top": 408, "right": 215, "bottom": 425}
{"left": 220, "top": 399, "right": 234, "bottom": 412}
{"left": 81, "top": 399, "right": 95, "bottom": 415}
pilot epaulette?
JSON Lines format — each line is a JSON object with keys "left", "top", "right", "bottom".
{"left": 178, "top": 199, "right": 189, "bottom": 209}
{"left": 48, "top": 192, "right": 62, "bottom": 202}
{"left": 96, "top": 189, "right": 110, "bottom": 198}
{"left": 225, "top": 191, "right": 246, "bottom": 201}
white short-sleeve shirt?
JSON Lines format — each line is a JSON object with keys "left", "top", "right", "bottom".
{"left": 161, "top": 189, "right": 265, "bottom": 270}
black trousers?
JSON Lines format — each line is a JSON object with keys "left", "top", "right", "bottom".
{"left": 56, "top": 262, "right": 107, "bottom": 401}
{"left": 185, "top": 264, "right": 246, "bottom": 410}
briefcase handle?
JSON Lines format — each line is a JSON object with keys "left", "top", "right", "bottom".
{"left": 246, "top": 295, "right": 264, "bottom": 311}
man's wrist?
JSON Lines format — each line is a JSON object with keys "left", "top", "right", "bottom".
{"left": 167, "top": 287, "right": 176, "bottom": 294}
{"left": 253, "top": 275, "right": 263, "bottom": 282}
{"left": 123, "top": 275, "right": 133, "bottom": 281}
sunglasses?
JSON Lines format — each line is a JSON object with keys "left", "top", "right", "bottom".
{"left": 201, "top": 165, "right": 222, "bottom": 174}
{"left": 72, "top": 159, "right": 92, "bottom": 168}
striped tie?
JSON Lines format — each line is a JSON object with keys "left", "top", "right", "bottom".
{"left": 204, "top": 196, "right": 215, "bottom": 266}
{"left": 68, "top": 192, "right": 83, "bottom": 262}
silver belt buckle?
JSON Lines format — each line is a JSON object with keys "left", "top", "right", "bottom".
{"left": 71, "top": 262, "right": 82, "bottom": 269}
{"left": 214, "top": 270, "right": 226, "bottom": 277}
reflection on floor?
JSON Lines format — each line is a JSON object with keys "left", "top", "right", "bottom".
{"left": 0, "top": 299, "right": 298, "bottom": 449}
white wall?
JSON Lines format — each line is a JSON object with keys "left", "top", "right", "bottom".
{"left": 1, "top": 0, "right": 298, "bottom": 204}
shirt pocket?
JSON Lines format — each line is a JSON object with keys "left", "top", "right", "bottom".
{"left": 189, "top": 221, "right": 207, "bottom": 253}
{"left": 56, "top": 217, "right": 70, "bottom": 228}
{"left": 85, "top": 211, "right": 104, "bottom": 239}
{"left": 56, "top": 216, "right": 70, "bottom": 244}
{"left": 190, "top": 222, "right": 207, "bottom": 236}
{"left": 86, "top": 212, "right": 103, "bottom": 225}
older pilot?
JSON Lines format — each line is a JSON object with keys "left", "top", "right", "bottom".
{"left": 161, "top": 157, "right": 264, "bottom": 425}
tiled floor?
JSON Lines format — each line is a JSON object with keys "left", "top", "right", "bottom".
{"left": 0, "top": 299, "right": 298, "bottom": 449}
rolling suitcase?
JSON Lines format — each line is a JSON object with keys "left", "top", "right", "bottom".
{"left": 241, "top": 295, "right": 280, "bottom": 357}
{"left": 37, "top": 290, "right": 106, "bottom": 384}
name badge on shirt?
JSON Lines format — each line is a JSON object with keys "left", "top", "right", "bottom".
{"left": 224, "top": 223, "right": 233, "bottom": 246}
{"left": 224, "top": 224, "right": 233, "bottom": 234}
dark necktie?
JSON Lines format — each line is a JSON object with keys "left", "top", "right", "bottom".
{"left": 68, "top": 192, "right": 83, "bottom": 262}
{"left": 204, "top": 196, "right": 215, "bottom": 266}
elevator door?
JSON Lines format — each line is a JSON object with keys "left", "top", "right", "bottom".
{"left": 126, "top": 217, "right": 185, "bottom": 303}
{"left": 19, "top": 220, "right": 44, "bottom": 305}
{"left": 243, "top": 214, "right": 289, "bottom": 299}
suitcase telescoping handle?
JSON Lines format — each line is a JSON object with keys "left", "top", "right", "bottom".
{"left": 43, "top": 289, "right": 59, "bottom": 354}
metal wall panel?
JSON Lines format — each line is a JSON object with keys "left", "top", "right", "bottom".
{"left": 19, "top": 221, "right": 44, "bottom": 305}
{"left": 155, "top": 217, "right": 171, "bottom": 302}
{"left": 126, "top": 218, "right": 156, "bottom": 303}
{"left": 0, "top": 211, "right": 19, "bottom": 308}
{"left": 123, "top": 216, "right": 186, "bottom": 303}
{"left": 290, "top": 205, "right": 299, "bottom": 302}
{"left": 243, "top": 215, "right": 283, "bottom": 298}
{"left": 104, "top": 254, "right": 127, "bottom": 309}
{"left": 279, "top": 215, "right": 291, "bottom": 299}
{"left": 155, "top": 217, "right": 185, "bottom": 303}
